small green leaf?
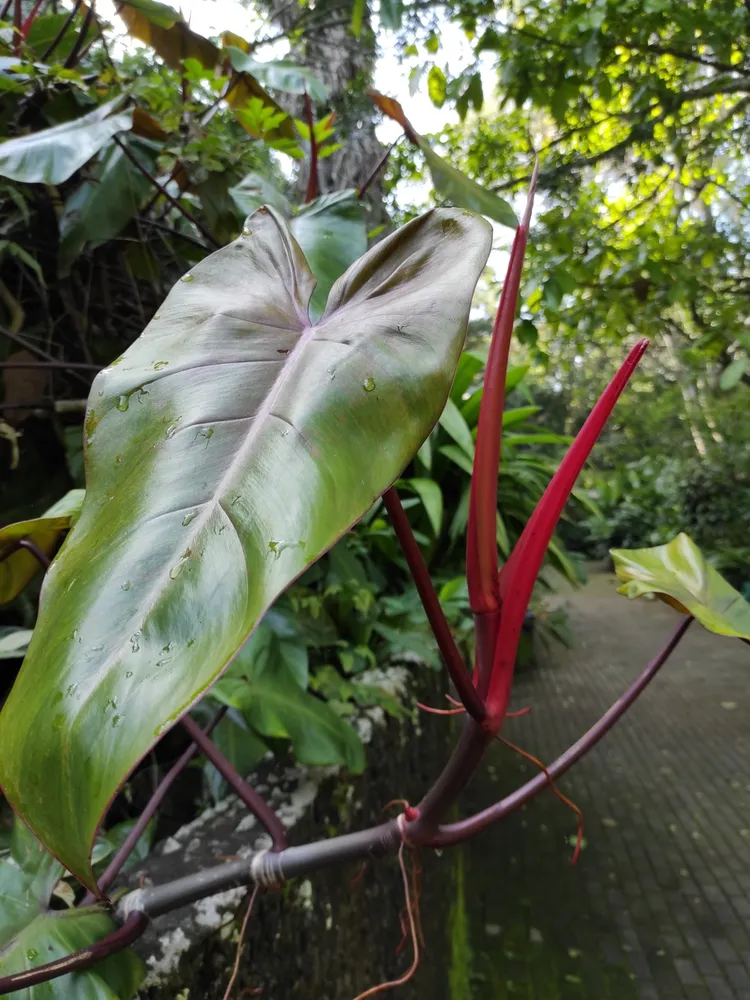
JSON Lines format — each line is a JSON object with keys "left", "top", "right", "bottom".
{"left": 427, "top": 66, "right": 447, "bottom": 108}
{"left": 543, "top": 277, "right": 563, "bottom": 311}
{"left": 351, "top": 0, "right": 366, "bottom": 36}
{"left": 0, "top": 489, "right": 84, "bottom": 604}
{"left": 612, "top": 533, "right": 750, "bottom": 639}
{"left": 0, "top": 98, "right": 133, "bottom": 185}
{"left": 502, "top": 405, "right": 541, "bottom": 428}
{"left": 438, "top": 397, "right": 475, "bottom": 458}
{"left": 439, "top": 444, "right": 474, "bottom": 476}
{"left": 379, "top": 0, "right": 403, "bottom": 30}
{"left": 402, "top": 477, "right": 443, "bottom": 535}
{"left": 719, "top": 357, "right": 746, "bottom": 390}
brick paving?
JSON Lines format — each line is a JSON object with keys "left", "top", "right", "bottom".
{"left": 458, "top": 571, "right": 750, "bottom": 1000}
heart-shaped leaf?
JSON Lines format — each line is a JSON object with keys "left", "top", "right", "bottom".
{"left": 0, "top": 489, "right": 85, "bottom": 604}
{"left": 0, "top": 99, "right": 133, "bottom": 185}
{"left": 612, "top": 532, "right": 750, "bottom": 639}
{"left": 0, "top": 205, "right": 491, "bottom": 889}
{"left": 0, "top": 819, "right": 144, "bottom": 997}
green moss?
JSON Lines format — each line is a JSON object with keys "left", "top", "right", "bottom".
{"left": 449, "top": 848, "right": 472, "bottom": 1000}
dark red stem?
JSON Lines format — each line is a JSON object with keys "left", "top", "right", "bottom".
{"left": 431, "top": 616, "right": 693, "bottom": 845}
{"left": 112, "top": 136, "right": 220, "bottom": 249}
{"left": 382, "top": 488, "right": 486, "bottom": 722}
{"left": 80, "top": 707, "right": 227, "bottom": 906}
{"left": 0, "top": 911, "right": 147, "bottom": 995}
{"left": 409, "top": 717, "right": 492, "bottom": 835}
{"left": 304, "top": 92, "right": 319, "bottom": 203}
{"left": 40, "top": 0, "right": 82, "bottom": 60}
{"left": 357, "top": 140, "right": 397, "bottom": 200}
{"left": 12, "top": 0, "right": 21, "bottom": 53}
{"left": 63, "top": 0, "right": 95, "bottom": 68}
{"left": 180, "top": 715, "right": 287, "bottom": 850}
{"left": 20, "top": 0, "right": 45, "bottom": 37}
{"left": 17, "top": 538, "right": 51, "bottom": 568}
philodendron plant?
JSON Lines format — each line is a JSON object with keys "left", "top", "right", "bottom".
{"left": 1, "top": 179, "right": 748, "bottom": 1000}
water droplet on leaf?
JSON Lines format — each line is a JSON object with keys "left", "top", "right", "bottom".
{"left": 181, "top": 273, "right": 195, "bottom": 283}
{"left": 242, "top": 227, "right": 252, "bottom": 236}
{"left": 117, "top": 394, "right": 129, "bottom": 412}
{"left": 182, "top": 512, "right": 198, "bottom": 526}
{"left": 114, "top": 455, "right": 122, "bottom": 466}
{"left": 363, "top": 376, "right": 376, "bottom": 392}
{"left": 121, "top": 580, "right": 131, "bottom": 591}
{"left": 112, "top": 714, "right": 122, "bottom": 727}
{"left": 130, "top": 633, "right": 141, "bottom": 653}
{"left": 125, "top": 670, "right": 133, "bottom": 678}
{"left": 153, "top": 360, "right": 169, "bottom": 371}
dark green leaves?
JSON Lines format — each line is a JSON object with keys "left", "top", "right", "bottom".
{"left": 0, "top": 99, "right": 133, "bottom": 185}
{"left": 0, "top": 819, "right": 144, "bottom": 998}
{"left": 290, "top": 191, "right": 367, "bottom": 322}
{"left": 0, "top": 206, "right": 491, "bottom": 890}
{"left": 612, "top": 533, "right": 750, "bottom": 639}
{"left": 210, "top": 641, "right": 364, "bottom": 772}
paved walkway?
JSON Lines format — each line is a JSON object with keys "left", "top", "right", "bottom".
{"left": 458, "top": 571, "right": 750, "bottom": 1000}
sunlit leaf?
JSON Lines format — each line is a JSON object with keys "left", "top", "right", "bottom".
{"left": 612, "top": 532, "right": 750, "bottom": 639}
{"left": 0, "top": 489, "right": 85, "bottom": 604}
{"left": 226, "top": 47, "right": 327, "bottom": 102}
{"left": 0, "top": 206, "right": 491, "bottom": 889}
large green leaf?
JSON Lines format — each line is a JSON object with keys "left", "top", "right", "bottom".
{"left": 0, "top": 99, "right": 133, "bottom": 185}
{"left": 58, "top": 138, "right": 158, "bottom": 268}
{"left": 0, "top": 206, "right": 491, "bottom": 889}
{"left": 290, "top": 191, "right": 367, "bottom": 322}
{"left": 229, "top": 172, "right": 293, "bottom": 219}
{"left": 612, "top": 533, "right": 750, "bottom": 639}
{"left": 211, "top": 646, "right": 364, "bottom": 771}
{"left": 226, "top": 48, "right": 328, "bottom": 102}
{"left": 0, "top": 819, "right": 143, "bottom": 997}
{"left": 0, "top": 490, "right": 85, "bottom": 604}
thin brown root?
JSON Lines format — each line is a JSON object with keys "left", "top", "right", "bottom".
{"left": 416, "top": 701, "right": 466, "bottom": 716}
{"left": 350, "top": 844, "right": 420, "bottom": 999}
{"left": 350, "top": 861, "right": 368, "bottom": 886}
{"left": 222, "top": 884, "right": 261, "bottom": 1000}
{"left": 498, "top": 735, "right": 584, "bottom": 864}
